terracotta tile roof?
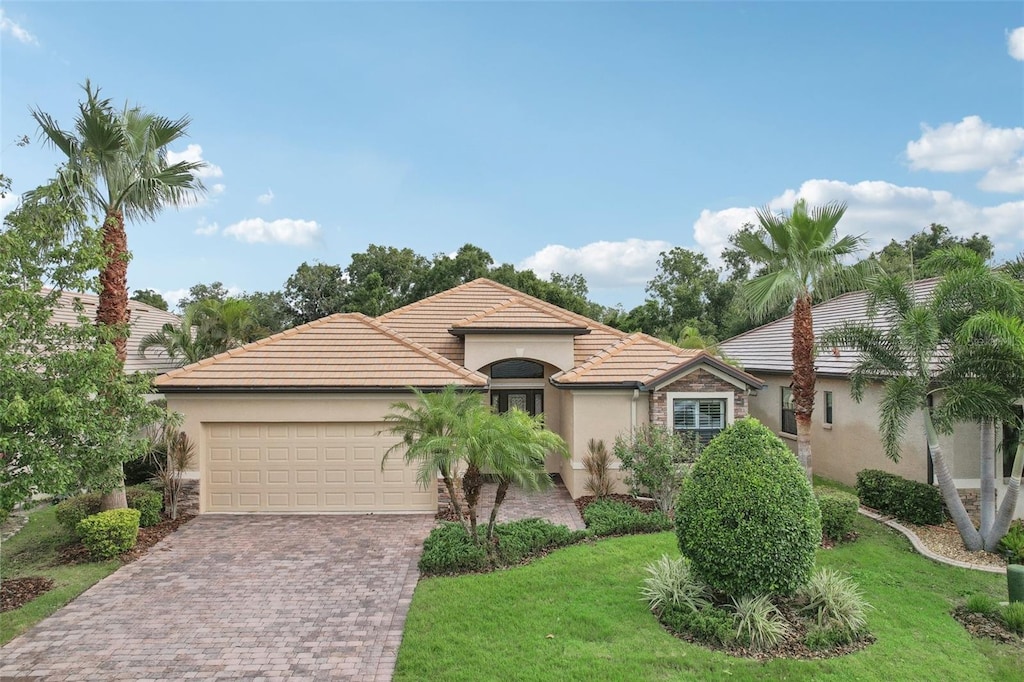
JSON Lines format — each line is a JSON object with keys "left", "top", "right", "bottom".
{"left": 46, "top": 289, "right": 183, "bottom": 375}
{"left": 450, "top": 296, "right": 589, "bottom": 332}
{"left": 154, "top": 313, "right": 487, "bottom": 390}
{"left": 718, "top": 278, "right": 941, "bottom": 376}
{"left": 378, "top": 278, "right": 627, "bottom": 366}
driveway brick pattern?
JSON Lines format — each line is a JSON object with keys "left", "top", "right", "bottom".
{"left": 1, "top": 514, "right": 433, "bottom": 681}
{"left": 478, "top": 481, "right": 586, "bottom": 531}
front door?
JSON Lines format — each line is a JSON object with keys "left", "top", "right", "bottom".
{"left": 491, "top": 389, "right": 544, "bottom": 417}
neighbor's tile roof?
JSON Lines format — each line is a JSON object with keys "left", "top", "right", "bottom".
{"left": 47, "top": 289, "right": 183, "bottom": 375}
{"left": 154, "top": 313, "right": 487, "bottom": 390}
{"left": 718, "top": 278, "right": 941, "bottom": 376}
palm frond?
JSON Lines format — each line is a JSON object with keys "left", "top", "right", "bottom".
{"left": 877, "top": 376, "right": 925, "bottom": 462}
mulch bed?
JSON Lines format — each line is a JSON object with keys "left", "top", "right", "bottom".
{"left": 574, "top": 494, "right": 660, "bottom": 517}
{"left": 951, "top": 606, "right": 1024, "bottom": 646}
{"left": 1, "top": 577, "right": 55, "bottom": 613}
{"left": 56, "top": 513, "right": 195, "bottom": 566}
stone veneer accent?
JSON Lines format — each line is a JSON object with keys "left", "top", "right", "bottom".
{"left": 649, "top": 368, "right": 749, "bottom": 428}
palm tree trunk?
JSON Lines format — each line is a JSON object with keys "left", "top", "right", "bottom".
{"left": 97, "top": 209, "right": 130, "bottom": 511}
{"left": 984, "top": 440, "right": 1023, "bottom": 551}
{"left": 925, "top": 413, "right": 982, "bottom": 551}
{"left": 486, "top": 480, "right": 511, "bottom": 542}
{"left": 440, "top": 467, "right": 469, "bottom": 534}
{"left": 462, "top": 463, "right": 484, "bottom": 542}
{"left": 979, "top": 419, "right": 995, "bottom": 538}
{"left": 791, "top": 294, "right": 815, "bottom": 480}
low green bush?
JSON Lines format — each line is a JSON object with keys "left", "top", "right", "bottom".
{"left": 125, "top": 486, "right": 163, "bottom": 527}
{"left": 856, "top": 469, "right": 944, "bottom": 525}
{"left": 659, "top": 603, "right": 736, "bottom": 645}
{"left": 997, "top": 521, "right": 1024, "bottom": 565}
{"left": 804, "top": 624, "right": 855, "bottom": 649}
{"left": 418, "top": 519, "right": 588, "bottom": 576}
{"left": 76, "top": 508, "right": 141, "bottom": 560}
{"left": 964, "top": 594, "right": 999, "bottom": 616}
{"left": 582, "top": 499, "right": 673, "bottom": 537}
{"left": 816, "top": 490, "right": 859, "bottom": 542}
{"left": 492, "top": 518, "right": 587, "bottom": 565}
{"left": 56, "top": 488, "right": 163, "bottom": 535}
{"left": 1002, "top": 602, "right": 1024, "bottom": 635}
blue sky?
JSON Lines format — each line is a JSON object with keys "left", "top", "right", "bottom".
{"left": 2, "top": 1, "right": 1022, "bottom": 310}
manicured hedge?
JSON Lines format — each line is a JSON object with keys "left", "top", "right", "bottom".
{"left": 816, "top": 490, "right": 859, "bottom": 542}
{"left": 56, "top": 486, "right": 163, "bottom": 535}
{"left": 856, "top": 469, "right": 944, "bottom": 525}
{"left": 76, "top": 508, "right": 141, "bottom": 559}
{"left": 676, "top": 418, "right": 821, "bottom": 597}
{"left": 581, "top": 499, "right": 673, "bottom": 537}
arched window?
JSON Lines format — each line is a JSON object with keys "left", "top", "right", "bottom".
{"left": 490, "top": 359, "right": 544, "bottom": 379}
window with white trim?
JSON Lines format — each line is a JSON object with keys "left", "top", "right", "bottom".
{"left": 673, "top": 398, "right": 726, "bottom": 444}
{"left": 781, "top": 387, "right": 797, "bottom": 435}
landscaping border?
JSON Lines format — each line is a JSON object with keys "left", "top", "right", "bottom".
{"left": 858, "top": 507, "right": 1006, "bottom": 575}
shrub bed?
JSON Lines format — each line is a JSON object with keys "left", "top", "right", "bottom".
{"left": 419, "top": 519, "right": 588, "bottom": 576}
{"left": 56, "top": 486, "right": 164, "bottom": 535}
{"left": 817, "top": 490, "right": 859, "bottom": 542}
{"left": 582, "top": 499, "right": 673, "bottom": 537}
{"left": 856, "top": 469, "right": 944, "bottom": 525}
{"left": 76, "top": 509, "right": 141, "bottom": 560}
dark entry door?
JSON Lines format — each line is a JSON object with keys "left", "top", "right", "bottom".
{"left": 491, "top": 389, "right": 544, "bottom": 416}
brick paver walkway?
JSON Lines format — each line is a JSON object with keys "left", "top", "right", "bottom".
{"left": 1, "top": 514, "right": 434, "bottom": 681}
{"left": 477, "top": 481, "right": 586, "bottom": 530}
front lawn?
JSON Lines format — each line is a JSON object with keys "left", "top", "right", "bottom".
{"left": 0, "top": 505, "right": 119, "bottom": 645}
{"left": 396, "top": 515, "right": 1022, "bottom": 681}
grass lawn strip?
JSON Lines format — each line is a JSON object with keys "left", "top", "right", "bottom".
{"left": 395, "top": 515, "right": 1022, "bottom": 681}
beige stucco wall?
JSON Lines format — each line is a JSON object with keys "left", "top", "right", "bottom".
{"left": 463, "top": 333, "right": 576, "bottom": 373}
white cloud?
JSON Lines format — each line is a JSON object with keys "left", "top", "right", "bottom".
{"left": 0, "top": 10, "right": 38, "bottom": 45}
{"left": 1009, "top": 27, "right": 1024, "bottom": 61}
{"left": 521, "top": 238, "right": 673, "bottom": 288}
{"left": 194, "top": 218, "right": 219, "bottom": 236}
{"left": 257, "top": 189, "right": 275, "bottom": 205}
{"left": 222, "top": 217, "right": 322, "bottom": 246}
{"left": 692, "top": 179, "right": 1024, "bottom": 266}
{"left": 0, "top": 192, "right": 21, "bottom": 218}
{"left": 906, "top": 116, "right": 1024, "bottom": 173}
{"left": 166, "top": 144, "right": 224, "bottom": 179}
{"left": 210, "top": 183, "right": 226, "bottom": 196}
{"left": 157, "top": 288, "right": 190, "bottom": 312}
{"left": 979, "top": 158, "right": 1024, "bottom": 193}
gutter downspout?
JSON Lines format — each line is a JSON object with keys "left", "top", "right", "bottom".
{"left": 631, "top": 388, "right": 639, "bottom": 433}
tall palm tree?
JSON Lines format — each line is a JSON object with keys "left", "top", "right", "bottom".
{"left": 821, "top": 263, "right": 1024, "bottom": 551}
{"left": 31, "top": 81, "right": 205, "bottom": 363}
{"left": 484, "top": 409, "right": 568, "bottom": 542}
{"left": 384, "top": 386, "right": 486, "bottom": 533}
{"left": 735, "top": 199, "right": 868, "bottom": 479}
{"left": 31, "top": 81, "right": 205, "bottom": 509}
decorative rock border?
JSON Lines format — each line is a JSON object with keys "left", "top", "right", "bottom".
{"left": 858, "top": 507, "right": 1006, "bottom": 574}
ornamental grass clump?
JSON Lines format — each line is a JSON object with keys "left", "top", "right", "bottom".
{"left": 798, "top": 568, "right": 871, "bottom": 639}
{"left": 675, "top": 418, "right": 821, "bottom": 597}
{"left": 640, "top": 554, "right": 710, "bottom": 614}
{"left": 731, "top": 594, "right": 791, "bottom": 650}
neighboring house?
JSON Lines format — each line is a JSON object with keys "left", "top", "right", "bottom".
{"left": 48, "top": 289, "right": 183, "bottom": 375}
{"left": 718, "top": 278, "right": 1024, "bottom": 520}
{"left": 154, "top": 278, "right": 765, "bottom": 514}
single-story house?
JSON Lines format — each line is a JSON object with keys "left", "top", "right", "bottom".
{"left": 717, "top": 278, "right": 1024, "bottom": 520}
{"left": 154, "top": 278, "right": 765, "bottom": 514}
{"left": 49, "top": 289, "right": 183, "bottom": 376}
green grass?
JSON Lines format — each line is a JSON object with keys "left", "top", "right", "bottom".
{"left": 395, "top": 515, "right": 1023, "bottom": 681}
{"left": 1, "top": 505, "right": 119, "bottom": 645}
{"left": 813, "top": 474, "right": 859, "bottom": 496}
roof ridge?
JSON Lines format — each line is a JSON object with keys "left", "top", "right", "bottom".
{"left": 360, "top": 315, "right": 487, "bottom": 384}
{"left": 154, "top": 313, "right": 349, "bottom": 383}
{"left": 450, "top": 296, "right": 518, "bottom": 328}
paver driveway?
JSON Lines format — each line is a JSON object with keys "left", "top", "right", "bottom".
{"left": 1, "top": 514, "right": 435, "bottom": 681}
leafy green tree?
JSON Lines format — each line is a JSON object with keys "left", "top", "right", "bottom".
{"left": 870, "top": 224, "right": 993, "bottom": 278}
{"left": 240, "top": 290, "right": 293, "bottom": 334}
{"left": 645, "top": 247, "right": 719, "bottom": 335}
{"left": 284, "top": 262, "right": 347, "bottom": 325}
{"left": 736, "top": 199, "right": 869, "bottom": 479}
{"left": 1, "top": 179, "right": 162, "bottom": 515}
{"left": 345, "top": 245, "right": 429, "bottom": 315}
{"left": 31, "top": 82, "right": 204, "bottom": 510}
{"left": 415, "top": 243, "right": 494, "bottom": 298}
{"left": 177, "top": 281, "right": 230, "bottom": 310}
{"left": 130, "top": 288, "right": 168, "bottom": 311}
{"left": 821, "top": 258, "right": 1024, "bottom": 551}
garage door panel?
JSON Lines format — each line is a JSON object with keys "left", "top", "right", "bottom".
{"left": 202, "top": 422, "right": 433, "bottom": 513}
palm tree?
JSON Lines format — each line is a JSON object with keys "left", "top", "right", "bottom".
{"left": 31, "top": 81, "right": 205, "bottom": 363}
{"left": 31, "top": 82, "right": 204, "bottom": 510}
{"left": 484, "top": 409, "right": 568, "bottom": 542}
{"left": 735, "top": 199, "right": 869, "bottom": 479}
{"left": 821, "top": 262, "right": 1024, "bottom": 551}
{"left": 190, "top": 298, "right": 266, "bottom": 350}
{"left": 138, "top": 306, "right": 211, "bottom": 366}
{"left": 383, "top": 386, "right": 486, "bottom": 533}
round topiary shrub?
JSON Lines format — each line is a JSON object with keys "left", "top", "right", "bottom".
{"left": 675, "top": 417, "right": 821, "bottom": 597}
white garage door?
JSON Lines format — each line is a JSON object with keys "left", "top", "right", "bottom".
{"left": 203, "top": 422, "right": 435, "bottom": 513}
